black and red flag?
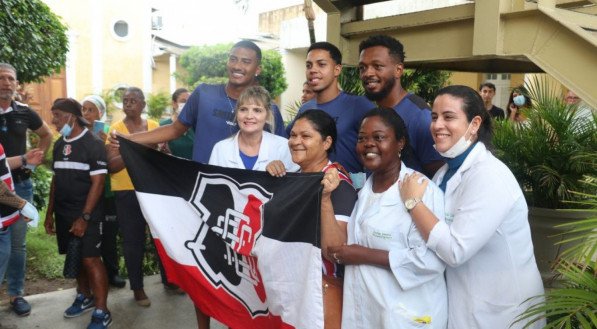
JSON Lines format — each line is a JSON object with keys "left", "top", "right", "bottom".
{"left": 118, "top": 137, "right": 324, "bottom": 329}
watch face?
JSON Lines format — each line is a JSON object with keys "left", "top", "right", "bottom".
{"left": 405, "top": 199, "right": 416, "bottom": 210}
{"left": 82, "top": 213, "right": 91, "bottom": 221}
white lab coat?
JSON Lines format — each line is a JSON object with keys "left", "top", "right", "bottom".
{"left": 342, "top": 165, "right": 448, "bottom": 329}
{"left": 428, "top": 142, "right": 545, "bottom": 329}
{"left": 208, "top": 131, "right": 298, "bottom": 172}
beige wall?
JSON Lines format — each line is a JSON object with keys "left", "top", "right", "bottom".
{"left": 42, "top": 0, "right": 150, "bottom": 100}
{"left": 151, "top": 55, "right": 188, "bottom": 95}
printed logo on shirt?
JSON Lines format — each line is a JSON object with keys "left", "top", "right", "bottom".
{"left": 212, "top": 108, "right": 237, "bottom": 127}
{"left": 63, "top": 144, "right": 72, "bottom": 156}
{"left": 445, "top": 212, "right": 454, "bottom": 224}
{"left": 372, "top": 231, "right": 393, "bottom": 240}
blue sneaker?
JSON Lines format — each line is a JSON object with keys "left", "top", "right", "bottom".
{"left": 87, "top": 309, "right": 112, "bottom": 329}
{"left": 64, "top": 293, "right": 94, "bottom": 318}
{"left": 10, "top": 296, "right": 31, "bottom": 316}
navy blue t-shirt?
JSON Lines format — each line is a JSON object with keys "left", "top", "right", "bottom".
{"left": 286, "top": 92, "right": 373, "bottom": 173}
{"left": 393, "top": 94, "right": 443, "bottom": 173}
{"left": 177, "top": 84, "right": 286, "bottom": 164}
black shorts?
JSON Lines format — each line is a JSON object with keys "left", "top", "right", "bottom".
{"left": 56, "top": 215, "right": 103, "bottom": 258}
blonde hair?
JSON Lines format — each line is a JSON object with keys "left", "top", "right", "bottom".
{"left": 235, "top": 86, "right": 275, "bottom": 133}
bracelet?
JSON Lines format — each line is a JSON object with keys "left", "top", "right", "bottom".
{"left": 20, "top": 154, "right": 27, "bottom": 167}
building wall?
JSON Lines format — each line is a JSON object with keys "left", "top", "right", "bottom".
{"left": 42, "top": 0, "right": 152, "bottom": 100}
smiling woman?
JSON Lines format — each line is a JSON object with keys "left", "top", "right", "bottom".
{"left": 400, "top": 85, "right": 545, "bottom": 329}
{"left": 328, "top": 108, "right": 447, "bottom": 329}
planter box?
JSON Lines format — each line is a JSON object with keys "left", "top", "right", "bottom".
{"left": 528, "top": 207, "right": 592, "bottom": 287}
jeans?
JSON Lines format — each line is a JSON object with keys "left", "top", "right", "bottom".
{"left": 0, "top": 227, "right": 11, "bottom": 283}
{"left": 7, "top": 178, "right": 33, "bottom": 297}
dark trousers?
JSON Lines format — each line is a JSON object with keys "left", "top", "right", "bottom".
{"left": 114, "top": 190, "right": 148, "bottom": 290}
{"left": 114, "top": 190, "right": 168, "bottom": 290}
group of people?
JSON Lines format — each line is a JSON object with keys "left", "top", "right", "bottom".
{"left": 0, "top": 33, "right": 550, "bottom": 329}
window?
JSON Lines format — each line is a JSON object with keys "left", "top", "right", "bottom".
{"left": 112, "top": 20, "right": 130, "bottom": 40}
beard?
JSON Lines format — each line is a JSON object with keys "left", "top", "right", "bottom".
{"left": 0, "top": 91, "right": 14, "bottom": 101}
{"left": 364, "top": 77, "right": 396, "bottom": 102}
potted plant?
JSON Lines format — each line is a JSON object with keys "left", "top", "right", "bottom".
{"left": 492, "top": 77, "right": 597, "bottom": 285}
{"left": 515, "top": 183, "right": 597, "bottom": 328}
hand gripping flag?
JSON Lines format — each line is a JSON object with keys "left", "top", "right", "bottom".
{"left": 118, "top": 137, "right": 324, "bottom": 329}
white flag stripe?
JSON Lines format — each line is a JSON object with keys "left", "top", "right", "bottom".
{"left": 254, "top": 236, "right": 324, "bottom": 329}
{"left": 135, "top": 191, "right": 324, "bottom": 329}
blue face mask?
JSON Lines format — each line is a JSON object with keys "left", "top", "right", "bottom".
{"left": 513, "top": 95, "right": 526, "bottom": 107}
{"left": 60, "top": 115, "right": 73, "bottom": 137}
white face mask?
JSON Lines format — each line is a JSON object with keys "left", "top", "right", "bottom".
{"left": 434, "top": 122, "right": 473, "bottom": 158}
{"left": 176, "top": 102, "right": 186, "bottom": 113}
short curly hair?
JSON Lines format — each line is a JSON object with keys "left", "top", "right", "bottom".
{"left": 358, "top": 35, "right": 405, "bottom": 63}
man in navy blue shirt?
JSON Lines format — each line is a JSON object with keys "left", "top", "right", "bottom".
{"left": 286, "top": 42, "right": 372, "bottom": 175}
{"left": 358, "top": 35, "right": 444, "bottom": 177}
{"left": 117, "top": 40, "right": 286, "bottom": 164}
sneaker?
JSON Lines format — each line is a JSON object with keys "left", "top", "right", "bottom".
{"left": 64, "top": 293, "right": 95, "bottom": 318}
{"left": 87, "top": 309, "right": 112, "bottom": 329}
{"left": 10, "top": 296, "right": 31, "bottom": 317}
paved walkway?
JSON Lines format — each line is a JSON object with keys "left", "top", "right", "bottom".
{"left": 0, "top": 274, "right": 226, "bottom": 329}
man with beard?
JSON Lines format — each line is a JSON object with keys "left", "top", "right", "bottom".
{"left": 358, "top": 36, "right": 444, "bottom": 177}
{"left": 112, "top": 40, "right": 286, "bottom": 164}
{"left": 287, "top": 42, "right": 372, "bottom": 176}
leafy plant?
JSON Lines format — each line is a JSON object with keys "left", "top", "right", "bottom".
{"left": 493, "top": 76, "right": 597, "bottom": 209}
{"left": 179, "top": 43, "right": 288, "bottom": 98}
{"left": 146, "top": 92, "right": 170, "bottom": 120}
{"left": 0, "top": 0, "right": 68, "bottom": 83}
{"left": 31, "top": 165, "right": 53, "bottom": 210}
{"left": 516, "top": 182, "right": 597, "bottom": 329}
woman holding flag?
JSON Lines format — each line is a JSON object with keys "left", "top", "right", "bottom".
{"left": 267, "top": 109, "right": 358, "bottom": 329}
{"left": 327, "top": 108, "right": 447, "bottom": 328}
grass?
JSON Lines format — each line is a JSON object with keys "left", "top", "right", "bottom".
{"left": 26, "top": 209, "right": 160, "bottom": 280}
{"left": 26, "top": 225, "right": 65, "bottom": 279}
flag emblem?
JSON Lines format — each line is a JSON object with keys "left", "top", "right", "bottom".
{"left": 186, "top": 173, "right": 271, "bottom": 316}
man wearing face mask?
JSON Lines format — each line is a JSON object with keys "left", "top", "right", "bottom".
{"left": 45, "top": 98, "right": 112, "bottom": 329}
{"left": 159, "top": 88, "right": 193, "bottom": 159}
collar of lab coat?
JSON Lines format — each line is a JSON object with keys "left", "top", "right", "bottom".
{"left": 228, "top": 131, "right": 274, "bottom": 167}
{"left": 433, "top": 142, "right": 488, "bottom": 197}
{"left": 357, "top": 162, "right": 413, "bottom": 211}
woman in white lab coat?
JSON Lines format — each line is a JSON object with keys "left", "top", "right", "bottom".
{"left": 400, "top": 85, "right": 544, "bottom": 329}
{"left": 209, "top": 86, "right": 298, "bottom": 172}
{"left": 328, "top": 108, "right": 447, "bottom": 329}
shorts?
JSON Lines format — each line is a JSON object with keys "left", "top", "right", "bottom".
{"left": 56, "top": 215, "right": 103, "bottom": 258}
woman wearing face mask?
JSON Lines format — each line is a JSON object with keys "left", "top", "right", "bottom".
{"left": 328, "top": 108, "right": 447, "bottom": 329}
{"left": 400, "top": 85, "right": 544, "bottom": 329}
{"left": 160, "top": 88, "right": 193, "bottom": 159}
{"left": 507, "top": 87, "right": 531, "bottom": 123}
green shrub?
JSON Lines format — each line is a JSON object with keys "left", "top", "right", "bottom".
{"left": 146, "top": 92, "right": 170, "bottom": 120}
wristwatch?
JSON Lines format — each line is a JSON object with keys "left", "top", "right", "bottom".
{"left": 404, "top": 198, "right": 421, "bottom": 212}
{"left": 81, "top": 213, "right": 91, "bottom": 221}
